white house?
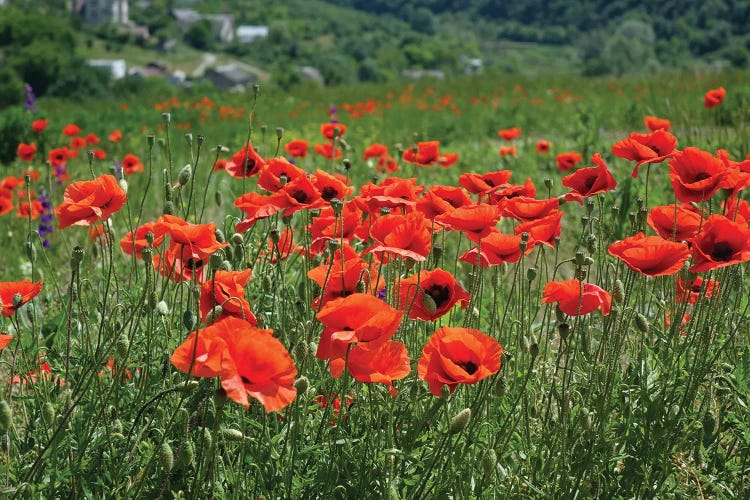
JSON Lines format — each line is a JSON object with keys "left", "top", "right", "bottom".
{"left": 88, "top": 59, "right": 127, "bottom": 79}
{"left": 236, "top": 25, "right": 269, "bottom": 44}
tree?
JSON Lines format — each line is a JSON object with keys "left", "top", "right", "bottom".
{"left": 185, "top": 20, "right": 213, "bottom": 50}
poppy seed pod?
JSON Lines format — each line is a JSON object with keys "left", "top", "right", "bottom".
{"left": 527, "top": 267, "right": 537, "bottom": 282}
{"left": 141, "top": 246, "right": 153, "bottom": 262}
{"left": 147, "top": 135, "right": 155, "bottom": 147}
{"left": 115, "top": 334, "right": 130, "bottom": 359}
{"left": 558, "top": 322, "right": 570, "bottom": 339}
{"left": 544, "top": 178, "right": 553, "bottom": 190}
{"left": 12, "top": 293, "right": 23, "bottom": 308}
{"left": 178, "top": 440, "right": 195, "bottom": 468}
{"left": 230, "top": 233, "right": 243, "bottom": 246}
{"left": 275, "top": 127, "right": 284, "bottom": 140}
{"left": 482, "top": 448, "right": 498, "bottom": 476}
{"left": 586, "top": 234, "right": 597, "bottom": 254}
{"left": 197, "top": 134, "right": 204, "bottom": 146}
{"left": 449, "top": 408, "right": 471, "bottom": 434}
{"left": 71, "top": 246, "right": 85, "bottom": 267}
{"left": 161, "top": 112, "right": 171, "bottom": 124}
{"left": 163, "top": 201, "right": 175, "bottom": 216}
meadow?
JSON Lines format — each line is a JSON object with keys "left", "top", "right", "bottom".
{"left": 1, "top": 69, "right": 750, "bottom": 498}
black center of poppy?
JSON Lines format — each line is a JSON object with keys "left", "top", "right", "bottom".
{"left": 339, "top": 289, "right": 352, "bottom": 298}
{"left": 650, "top": 145, "right": 660, "bottom": 155}
{"left": 426, "top": 284, "right": 450, "bottom": 308}
{"left": 693, "top": 172, "right": 711, "bottom": 182}
{"left": 584, "top": 176, "right": 597, "bottom": 190}
{"left": 184, "top": 258, "right": 204, "bottom": 270}
{"left": 292, "top": 190, "right": 308, "bottom": 203}
{"left": 457, "top": 360, "right": 478, "bottom": 375}
{"left": 710, "top": 241, "right": 734, "bottom": 261}
{"left": 691, "top": 282, "right": 702, "bottom": 292}
{"left": 321, "top": 186, "right": 338, "bottom": 201}
{"left": 241, "top": 375, "right": 250, "bottom": 384}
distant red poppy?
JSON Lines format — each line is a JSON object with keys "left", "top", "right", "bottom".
{"left": 85, "top": 133, "right": 101, "bottom": 145}
{"left": 121, "top": 154, "right": 143, "bottom": 175}
{"left": 108, "top": 130, "right": 123, "bottom": 143}
{"left": 347, "top": 341, "right": 410, "bottom": 396}
{"left": 225, "top": 142, "right": 266, "bottom": 178}
{"left": 416, "top": 185, "right": 474, "bottom": 221}
{"left": 311, "top": 169, "right": 353, "bottom": 201}
{"left": 321, "top": 122, "right": 347, "bottom": 140}
{"left": 258, "top": 157, "right": 307, "bottom": 193}
{"left": 498, "top": 127, "right": 522, "bottom": 141}
{"left": 17, "top": 143, "right": 37, "bottom": 162}
{"left": 498, "top": 146, "right": 518, "bottom": 157}
{"left": 608, "top": 232, "right": 690, "bottom": 276}
{"left": 307, "top": 252, "right": 381, "bottom": 308}
{"left": 55, "top": 174, "right": 127, "bottom": 229}
{"left": 704, "top": 86, "right": 726, "bottom": 109}
{"left": 376, "top": 154, "right": 399, "bottom": 173}
{"left": 668, "top": 147, "right": 726, "bottom": 203}
{"left": 0, "top": 334, "right": 12, "bottom": 350}
{"left": 284, "top": 139, "right": 308, "bottom": 158}
{"left": 0, "top": 280, "right": 43, "bottom": 317}
{"left": 355, "top": 176, "right": 423, "bottom": 214}
{"left": 363, "top": 143, "right": 388, "bottom": 160}
{"left": 157, "top": 214, "right": 228, "bottom": 259}
{"left": 459, "top": 229, "right": 532, "bottom": 267}
{"left": 48, "top": 147, "right": 68, "bottom": 167}
{"left": 434, "top": 203, "right": 501, "bottom": 241}
{"left": 398, "top": 268, "right": 470, "bottom": 321}
{"left": 0, "top": 197, "right": 12, "bottom": 216}
{"left": 16, "top": 200, "right": 43, "bottom": 219}
{"left": 644, "top": 115, "right": 671, "bottom": 132}
{"left": 487, "top": 178, "right": 537, "bottom": 204}
{"left": 418, "top": 326, "right": 503, "bottom": 396}
{"left": 535, "top": 140, "right": 551, "bottom": 153}
{"left": 69, "top": 137, "right": 87, "bottom": 150}
{"left": 498, "top": 196, "right": 559, "bottom": 222}
{"left": 62, "top": 123, "right": 80, "bottom": 137}
{"left": 32, "top": 119, "right": 48, "bottom": 134}
{"left": 314, "top": 142, "right": 343, "bottom": 160}
{"left": 213, "top": 158, "right": 228, "bottom": 171}
{"left": 542, "top": 280, "right": 611, "bottom": 316}
{"left": 611, "top": 130, "right": 677, "bottom": 177}
{"left": 92, "top": 148, "right": 107, "bottom": 160}
{"left": 458, "top": 170, "right": 513, "bottom": 195}
{"left": 555, "top": 151, "right": 583, "bottom": 172}
{"left": 562, "top": 153, "right": 617, "bottom": 199}
{"left": 690, "top": 214, "right": 750, "bottom": 272}
{"left": 437, "top": 152, "right": 459, "bottom": 167}
{"left": 676, "top": 276, "right": 718, "bottom": 304}
{"left": 402, "top": 141, "right": 440, "bottom": 166}
{"left": 200, "top": 269, "right": 256, "bottom": 324}
{"left": 515, "top": 210, "right": 563, "bottom": 247}
{"left": 171, "top": 316, "right": 297, "bottom": 411}
{"left": 646, "top": 204, "right": 702, "bottom": 242}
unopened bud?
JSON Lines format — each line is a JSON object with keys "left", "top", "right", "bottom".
{"left": 482, "top": 448, "right": 498, "bottom": 476}
{"left": 355, "top": 280, "right": 367, "bottom": 294}
{"left": 178, "top": 440, "right": 195, "bottom": 468}
{"left": 558, "top": 322, "right": 570, "bottom": 340}
{"left": 163, "top": 201, "right": 175, "bottom": 215}
{"left": 71, "top": 246, "right": 85, "bottom": 267}
{"left": 222, "top": 428, "right": 245, "bottom": 441}
{"left": 184, "top": 133, "right": 193, "bottom": 146}
{"left": 543, "top": 178, "right": 553, "bottom": 190}
{"left": 635, "top": 313, "right": 649, "bottom": 333}
{"left": 293, "top": 376, "right": 309, "bottom": 394}
{"left": 159, "top": 441, "right": 174, "bottom": 472}
{"left": 449, "top": 408, "right": 471, "bottom": 434}
{"left": 293, "top": 342, "right": 309, "bottom": 362}
{"left": 421, "top": 292, "right": 437, "bottom": 314}
{"left": 215, "top": 190, "right": 223, "bottom": 207}
{"left": 156, "top": 301, "right": 169, "bottom": 316}
{"left": 162, "top": 112, "right": 171, "bottom": 124}
{"left": 12, "top": 293, "right": 23, "bottom": 308}
{"left": 115, "top": 334, "right": 130, "bottom": 359}
{"left": 526, "top": 267, "right": 537, "bottom": 282}
{"left": 205, "top": 305, "right": 223, "bottom": 325}
{"left": 269, "top": 229, "right": 280, "bottom": 244}
{"left": 275, "top": 127, "right": 284, "bottom": 140}
{"left": 343, "top": 159, "right": 351, "bottom": 170}
{"left": 178, "top": 164, "right": 192, "bottom": 186}
{"left": 0, "top": 400, "right": 11, "bottom": 430}
{"left": 612, "top": 279, "right": 625, "bottom": 303}
{"left": 25, "top": 241, "right": 35, "bottom": 263}
{"left": 147, "top": 135, "right": 155, "bottom": 147}
{"left": 230, "top": 233, "right": 243, "bottom": 246}
{"left": 41, "top": 402, "right": 55, "bottom": 427}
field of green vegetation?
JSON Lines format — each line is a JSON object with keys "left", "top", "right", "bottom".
{"left": 0, "top": 69, "right": 749, "bottom": 498}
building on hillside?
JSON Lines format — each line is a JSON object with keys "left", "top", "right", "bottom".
{"left": 88, "top": 59, "right": 127, "bottom": 79}
{"left": 206, "top": 14, "right": 234, "bottom": 44}
{"left": 205, "top": 64, "right": 254, "bottom": 92}
{"left": 82, "top": 0, "right": 129, "bottom": 26}
{"left": 236, "top": 25, "right": 269, "bottom": 44}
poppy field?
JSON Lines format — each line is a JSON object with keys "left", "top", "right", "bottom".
{"left": 1, "top": 71, "right": 750, "bottom": 498}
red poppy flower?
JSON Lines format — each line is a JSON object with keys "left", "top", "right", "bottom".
{"left": 690, "top": 214, "right": 750, "bottom": 272}
{"left": 0, "top": 334, "right": 12, "bottom": 350}
{"left": 646, "top": 204, "right": 702, "bottom": 242}
{"left": 119, "top": 221, "right": 167, "bottom": 258}
{"left": 62, "top": 123, "right": 80, "bottom": 137}
{"left": 69, "top": 137, "right": 87, "bottom": 150}
{"left": 272, "top": 176, "right": 323, "bottom": 216}
{"left": 668, "top": 147, "right": 726, "bottom": 203}
{"left": 309, "top": 202, "right": 362, "bottom": 254}
{"left": 157, "top": 214, "right": 228, "bottom": 259}
{"left": 321, "top": 122, "right": 347, "bottom": 140}
{"left": 225, "top": 142, "right": 266, "bottom": 178}
{"left": 366, "top": 211, "right": 432, "bottom": 261}
{"left": 212, "top": 158, "right": 227, "bottom": 171}
{"left": 562, "top": 153, "right": 617, "bottom": 199}
{"left": 608, "top": 232, "right": 690, "bottom": 276}
{"left": 0, "top": 196, "right": 12, "bottom": 217}
{"left": 416, "top": 185, "right": 474, "bottom": 221}
{"left": 458, "top": 170, "right": 513, "bottom": 195}
{"left": 402, "top": 141, "right": 442, "bottom": 166}
{"left": 644, "top": 115, "right": 671, "bottom": 132}
{"left": 704, "top": 86, "right": 726, "bottom": 109}
{"left": 307, "top": 251, "right": 381, "bottom": 308}
{"left": 515, "top": 210, "right": 563, "bottom": 247}
{"left": 108, "top": 130, "right": 123, "bottom": 143}
{"left": 437, "top": 152, "right": 459, "bottom": 168}
{"left": 171, "top": 316, "right": 297, "bottom": 411}
{"left": 200, "top": 269, "right": 256, "bottom": 324}
{"left": 311, "top": 169, "right": 354, "bottom": 202}
{"left": 498, "top": 127, "right": 522, "bottom": 141}
{"left": 16, "top": 200, "right": 43, "bottom": 219}
{"left": 418, "top": 326, "right": 503, "bottom": 396}
{"left": 0, "top": 280, "right": 43, "bottom": 317}
{"left": 234, "top": 192, "right": 284, "bottom": 232}
{"left": 48, "top": 147, "right": 68, "bottom": 167}
{"left": 459, "top": 229, "right": 532, "bottom": 267}
{"left": 535, "top": 140, "right": 551, "bottom": 153}
{"left": 542, "top": 280, "right": 611, "bottom": 316}
{"left": 724, "top": 197, "right": 750, "bottom": 224}
{"left": 32, "top": 119, "right": 48, "bottom": 134}
{"left": 258, "top": 157, "right": 307, "bottom": 193}
{"left": 398, "top": 268, "right": 470, "bottom": 321}
{"left": 267, "top": 227, "right": 303, "bottom": 262}
{"left": 284, "top": 139, "right": 308, "bottom": 158}
{"left": 85, "top": 133, "right": 100, "bottom": 145}
{"left": 348, "top": 341, "right": 410, "bottom": 396}
{"left": 376, "top": 154, "right": 399, "bottom": 173}
{"left": 434, "top": 204, "right": 501, "bottom": 241}
{"left": 487, "top": 178, "right": 537, "bottom": 204}
{"left": 498, "top": 146, "right": 518, "bottom": 157}
{"left": 716, "top": 149, "right": 750, "bottom": 196}
{"left": 498, "top": 196, "right": 559, "bottom": 222}
{"left": 55, "top": 174, "right": 127, "bottom": 229}
{"left": 676, "top": 276, "right": 718, "bottom": 304}
{"left": 154, "top": 243, "right": 210, "bottom": 283}
{"left": 17, "top": 143, "right": 36, "bottom": 162}
{"left": 92, "top": 148, "right": 106, "bottom": 160}
{"left": 355, "top": 177, "right": 424, "bottom": 214}
{"left": 611, "top": 130, "right": 677, "bottom": 177}
{"left": 121, "top": 153, "right": 144, "bottom": 175}
{"left": 556, "top": 151, "right": 583, "bottom": 172}
{"left": 363, "top": 143, "right": 388, "bottom": 160}
{"left": 314, "top": 142, "right": 343, "bottom": 160}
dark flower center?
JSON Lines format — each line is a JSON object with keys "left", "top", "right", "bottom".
{"left": 710, "top": 241, "right": 734, "bottom": 261}
{"left": 584, "top": 176, "right": 597, "bottom": 190}
{"left": 321, "top": 186, "right": 338, "bottom": 201}
{"left": 693, "top": 172, "right": 711, "bottom": 182}
{"left": 184, "top": 258, "right": 204, "bottom": 271}
{"left": 426, "top": 284, "right": 450, "bottom": 308}
{"left": 292, "top": 190, "right": 308, "bottom": 203}
{"left": 241, "top": 375, "right": 250, "bottom": 384}
{"left": 456, "top": 360, "right": 478, "bottom": 375}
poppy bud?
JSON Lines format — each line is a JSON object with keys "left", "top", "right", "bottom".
{"left": 612, "top": 279, "right": 625, "bottom": 303}
{"left": 330, "top": 198, "right": 344, "bottom": 216}
{"left": 230, "top": 233, "right": 243, "bottom": 246}
{"left": 379, "top": 207, "right": 390, "bottom": 216}
{"left": 184, "top": 133, "right": 193, "bottom": 146}
{"left": 163, "top": 201, "right": 175, "bottom": 215}
{"left": 178, "top": 164, "right": 192, "bottom": 186}
{"left": 441, "top": 385, "right": 451, "bottom": 399}
{"left": 293, "top": 376, "right": 309, "bottom": 394}
{"left": 116, "top": 334, "right": 130, "bottom": 359}
{"left": 197, "top": 135, "right": 204, "bottom": 146}
{"left": 71, "top": 245, "right": 85, "bottom": 268}
{"left": 141, "top": 246, "right": 153, "bottom": 262}
{"left": 585, "top": 198, "right": 595, "bottom": 215}
{"left": 222, "top": 428, "right": 245, "bottom": 441}
{"left": 215, "top": 228, "right": 225, "bottom": 243}
{"left": 158, "top": 441, "right": 174, "bottom": 472}
{"left": 449, "top": 408, "right": 471, "bottom": 434}
{"left": 182, "top": 310, "right": 196, "bottom": 330}
{"left": 275, "top": 127, "right": 284, "bottom": 140}
{"left": 421, "top": 291, "right": 437, "bottom": 314}
{"left": 12, "top": 293, "right": 23, "bottom": 308}
{"left": 220, "top": 260, "right": 232, "bottom": 271}
{"left": 355, "top": 280, "right": 367, "bottom": 294}
{"left": 482, "top": 448, "right": 498, "bottom": 477}
{"left": 432, "top": 243, "right": 443, "bottom": 260}
{"left": 343, "top": 158, "right": 351, "bottom": 170}
{"left": 147, "top": 135, "right": 155, "bottom": 147}
{"left": 635, "top": 313, "right": 649, "bottom": 333}
{"left": 544, "top": 178, "right": 553, "bottom": 190}
{"left": 529, "top": 343, "right": 539, "bottom": 359}
{"left": 586, "top": 234, "right": 597, "bottom": 254}
{"left": 119, "top": 179, "right": 128, "bottom": 193}
{"left": 42, "top": 402, "right": 55, "bottom": 427}
{"left": 178, "top": 439, "right": 195, "bottom": 468}
{"left": 25, "top": 241, "right": 35, "bottom": 263}
{"left": 0, "top": 400, "right": 11, "bottom": 430}
{"left": 214, "top": 387, "right": 227, "bottom": 409}
{"left": 611, "top": 205, "right": 619, "bottom": 216}
{"left": 148, "top": 291, "right": 157, "bottom": 310}
{"left": 575, "top": 268, "right": 587, "bottom": 281}
{"left": 628, "top": 212, "right": 636, "bottom": 227}
{"left": 203, "top": 428, "right": 213, "bottom": 451}
{"left": 279, "top": 174, "right": 288, "bottom": 187}
{"left": 327, "top": 239, "right": 340, "bottom": 251}
{"left": 526, "top": 267, "right": 537, "bottom": 282}
{"left": 215, "top": 190, "right": 223, "bottom": 207}
{"left": 558, "top": 322, "right": 570, "bottom": 340}
{"left": 580, "top": 407, "right": 592, "bottom": 431}
{"left": 162, "top": 112, "right": 171, "bottom": 124}
{"left": 205, "top": 306, "right": 223, "bottom": 325}
{"left": 492, "top": 377, "right": 506, "bottom": 397}
{"left": 581, "top": 216, "right": 590, "bottom": 226}
{"left": 519, "top": 240, "right": 527, "bottom": 252}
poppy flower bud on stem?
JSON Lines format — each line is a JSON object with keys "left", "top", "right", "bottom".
{"left": 612, "top": 279, "right": 625, "bottom": 303}
{"left": 422, "top": 291, "right": 438, "bottom": 314}
{"left": 0, "top": 400, "right": 11, "bottom": 430}
{"left": 527, "top": 267, "right": 537, "bottom": 282}
{"left": 182, "top": 310, "right": 196, "bottom": 331}
{"left": 163, "top": 201, "right": 175, "bottom": 216}
{"left": 42, "top": 402, "right": 55, "bottom": 427}
{"left": 12, "top": 293, "right": 23, "bottom": 308}
{"left": 585, "top": 199, "right": 595, "bottom": 215}
{"left": 449, "top": 408, "right": 471, "bottom": 434}
{"left": 482, "top": 448, "right": 498, "bottom": 476}
{"left": 162, "top": 112, "right": 171, "bottom": 124}
{"left": 293, "top": 376, "right": 309, "bottom": 394}
{"left": 544, "top": 178, "right": 553, "bottom": 190}
{"left": 635, "top": 313, "right": 649, "bottom": 333}
{"left": 141, "top": 246, "right": 153, "bottom": 263}
{"left": 343, "top": 159, "right": 351, "bottom": 171}
{"left": 184, "top": 133, "right": 192, "bottom": 146}
{"left": 558, "top": 322, "right": 570, "bottom": 340}
{"left": 197, "top": 134, "right": 204, "bottom": 147}
{"left": 275, "top": 127, "right": 283, "bottom": 140}
{"left": 230, "top": 233, "right": 243, "bottom": 246}
{"left": 586, "top": 234, "right": 597, "bottom": 254}
{"left": 158, "top": 442, "right": 173, "bottom": 472}
{"left": 330, "top": 198, "right": 343, "bottom": 216}
{"left": 178, "top": 164, "right": 192, "bottom": 186}
{"left": 147, "top": 135, "right": 155, "bottom": 147}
